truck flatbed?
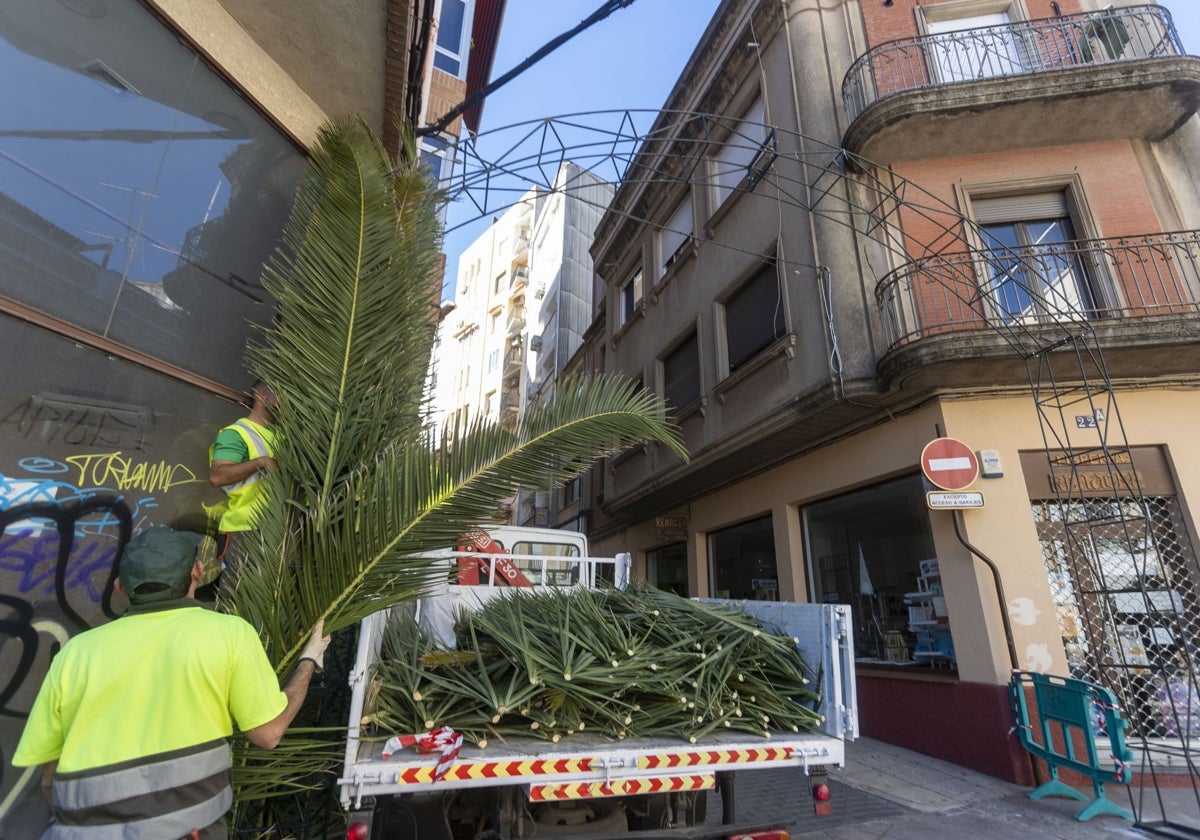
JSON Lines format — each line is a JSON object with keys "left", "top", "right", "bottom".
{"left": 340, "top": 729, "right": 845, "bottom": 806}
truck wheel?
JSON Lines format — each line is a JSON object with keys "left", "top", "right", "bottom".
{"left": 530, "top": 800, "right": 628, "bottom": 835}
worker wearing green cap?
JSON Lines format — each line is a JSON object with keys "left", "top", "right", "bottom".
{"left": 12, "top": 525, "right": 329, "bottom": 839}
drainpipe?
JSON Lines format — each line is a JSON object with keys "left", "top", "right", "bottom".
{"left": 948, "top": 507, "right": 1044, "bottom": 786}
{"left": 950, "top": 509, "right": 1018, "bottom": 671}
{"left": 934, "top": 422, "right": 1019, "bottom": 671}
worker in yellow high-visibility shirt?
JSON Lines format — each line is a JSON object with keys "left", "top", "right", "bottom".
{"left": 208, "top": 380, "right": 278, "bottom": 598}
{"left": 13, "top": 526, "right": 329, "bottom": 839}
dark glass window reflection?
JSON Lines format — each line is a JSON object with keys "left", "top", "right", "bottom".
{"left": 708, "top": 515, "right": 778, "bottom": 600}
{"left": 0, "top": 0, "right": 304, "bottom": 387}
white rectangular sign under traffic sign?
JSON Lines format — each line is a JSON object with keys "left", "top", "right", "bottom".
{"left": 926, "top": 491, "right": 985, "bottom": 509}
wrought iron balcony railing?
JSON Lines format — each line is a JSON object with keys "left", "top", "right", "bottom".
{"left": 876, "top": 231, "right": 1200, "bottom": 350}
{"left": 843, "top": 5, "right": 1184, "bottom": 124}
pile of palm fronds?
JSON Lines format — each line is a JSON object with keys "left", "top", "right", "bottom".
{"left": 367, "top": 585, "right": 823, "bottom": 748}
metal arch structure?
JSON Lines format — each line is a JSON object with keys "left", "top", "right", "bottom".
{"left": 435, "top": 109, "right": 1200, "bottom": 831}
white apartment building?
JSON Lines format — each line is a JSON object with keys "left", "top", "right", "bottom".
{"left": 433, "top": 192, "right": 538, "bottom": 436}
{"left": 433, "top": 162, "right": 612, "bottom": 525}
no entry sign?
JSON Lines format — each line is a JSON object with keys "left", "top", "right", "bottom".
{"left": 921, "top": 437, "right": 979, "bottom": 491}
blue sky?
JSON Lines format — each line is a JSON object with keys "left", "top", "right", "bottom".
{"left": 439, "top": 0, "right": 720, "bottom": 297}
{"left": 439, "top": 0, "right": 1200, "bottom": 299}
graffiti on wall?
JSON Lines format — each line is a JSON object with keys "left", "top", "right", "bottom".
{"left": 0, "top": 497, "right": 132, "bottom": 822}
{"left": 0, "top": 443, "right": 211, "bottom": 828}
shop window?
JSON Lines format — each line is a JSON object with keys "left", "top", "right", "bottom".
{"left": 661, "top": 330, "right": 700, "bottom": 412}
{"left": 620, "top": 268, "right": 643, "bottom": 325}
{"left": 972, "top": 192, "right": 1107, "bottom": 324}
{"left": 659, "top": 195, "right": 692, "bottom": 277}
{"left": 1029, "top": 447, "right": 1200, "bottom": 738}
{"left": 708, "top": 515, "right": 778, "bottom": 600}
{"left": 0, "top": 0, "right": 304, "bottom": 389}
{"left": 721, "top": 259, "right": 786, "bottom": 373}
{"left": 803, "top": 474, "right": 943, "bottom": 665}
{"left": 712, "top": 97, "right": 765, "bottom": 208}
{"left": 648, "top": 542, "right": 689, "bottom": 597}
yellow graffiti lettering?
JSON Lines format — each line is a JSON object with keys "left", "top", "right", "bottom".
{"left": 64, "top": 452, "right": 202, "bottom": 493}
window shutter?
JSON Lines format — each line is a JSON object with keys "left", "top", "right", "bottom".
{"left": 660, "top": 196, "right": 693, "bottom": 273}
{"left": 972, "top": 192, "right": 1068, "bottom": 224}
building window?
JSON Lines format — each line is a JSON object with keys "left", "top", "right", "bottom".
{"left": 708, "top": 515, "right": 777, "bottom": 600}
{"left": 433, "top": 0, "right": 473, "bottom": 78}
{"left": 712, "top": 96, "right": 765, "bottom": 207}
{"left": 972, "top": 192, "right": 1105, "bottom": 324}
{"left": 489, "top": 308, "right": 501, "bottom": 334}
{"left": 620, "top": 268, "right": 643, "bottom": 325}
{"left": 722, "top": 259, "right": 786, "bottom": 373}
{"left": 924, "top": 7, "right": 1026, "bottom": 83}
{"left": 494, "top": 272, "right": 505, "bottom": 295}
{"left": 648, "top": 542, "right": 689, "bottom": 597}
{"left": 803, "top": 474, "right": 941, "bottom": 664}
{"left": 562, "top": 476, "right": 580, "bottom": 507}
{"left": 484, "top": 390, "right": 496, "bottom": 415}
{"left": 661, "top": 330, "right": 700, "bottom": 412}
{"left": 486, "top": 348, "right": 500, "bottom": 372}
{"left": 419, "top": 134, "right": 453, "bottom": 184}
{"left": 659, "top": 195, "right": 693, "bottom": 277}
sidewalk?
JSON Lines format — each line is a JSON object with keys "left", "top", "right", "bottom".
{"left": 710, "top": 737, "right": 1200, "bottom": 839}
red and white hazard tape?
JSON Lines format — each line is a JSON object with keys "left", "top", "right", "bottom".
{"left": 381, "top": 726, "right": 464, "bottom": 781}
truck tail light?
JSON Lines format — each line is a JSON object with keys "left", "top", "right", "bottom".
{"left": 346, "top": 822, "right": 369, "bottom": 840}
{"left": 728, "top": 831, "right": 789, "bottom": 840}
{"left": 812, "top": 780, "right": 833, "bottom": 815}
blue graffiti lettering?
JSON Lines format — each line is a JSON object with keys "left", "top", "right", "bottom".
{"left": 17, "top": 457, "right": 69, "bottom": 475}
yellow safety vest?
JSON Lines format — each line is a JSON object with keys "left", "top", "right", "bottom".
{"left": 211, "top": 419, "right": 276, "bottom": 532}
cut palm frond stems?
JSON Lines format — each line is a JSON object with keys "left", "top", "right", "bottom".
{"left": 370, "top": 584, "right": 822, "bottom": 746}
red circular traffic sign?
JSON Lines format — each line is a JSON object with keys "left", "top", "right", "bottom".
{"left": 920, "top": 437, "right": 979, "bottom": 491}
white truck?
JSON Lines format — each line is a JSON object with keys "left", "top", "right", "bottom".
{"left": 338, "top": 526, "right": 858, "bottom": 839}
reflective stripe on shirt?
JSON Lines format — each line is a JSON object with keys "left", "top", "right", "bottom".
{"left": 218, "top": 419, "right": 274, "bottom": 496}
{"left": 50, "top": 739, "right": 231, "bottom": 838}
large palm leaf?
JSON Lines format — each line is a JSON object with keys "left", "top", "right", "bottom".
{"left": 224, "top": 117, "right": 685, "bottom": 824}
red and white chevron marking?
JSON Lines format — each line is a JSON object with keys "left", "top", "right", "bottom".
{"left": 530, "top": 774, "right": 716, "bottom": 801}
{"left": 395, "top": 757, "right": 596, "bottom": 785}
{"left": 638, "top": 747, "right": 794, "bottom": 769}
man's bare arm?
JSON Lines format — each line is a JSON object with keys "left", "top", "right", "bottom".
{"left": 243, "top": 621, "right": 329, "bottom": 750}
{"left": 243, "top": 660, "right": 315, "bottom": 749}
{"left": 41, "top": 760, "right": 57, "bottom": 804}
{"left": 209, "top": 457, "right": 275, "bottom": 489}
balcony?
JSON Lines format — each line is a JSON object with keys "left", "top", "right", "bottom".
{"left": 510, "top": 266, "right": 529, "bottom": 293}
{"left": 876, "top": 230, "right": 1200, "bottom": 391}
{"left": 504, "top": 341, "right": 524, "bottom": 375}
{"left": 507, "top": 304, "right": 525, "bottom": 336}
{"left": 842, "top": 6, "right": 1200, "bottom": 163}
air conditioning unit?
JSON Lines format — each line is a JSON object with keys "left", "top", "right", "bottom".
{"left": 530, "top": 336, "right": 543, "bottom": 352}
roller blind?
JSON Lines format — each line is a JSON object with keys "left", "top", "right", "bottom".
{"left": 972, "top": 192, "right": 1068, "bottom": 224}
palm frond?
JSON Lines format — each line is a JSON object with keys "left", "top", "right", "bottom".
{"left": 223, "top": 117, "right": 687, "bottom": 821}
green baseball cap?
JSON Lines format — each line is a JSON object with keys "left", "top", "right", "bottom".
{"left": 119, "top": 526, "right": 203, "bottom": 602}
